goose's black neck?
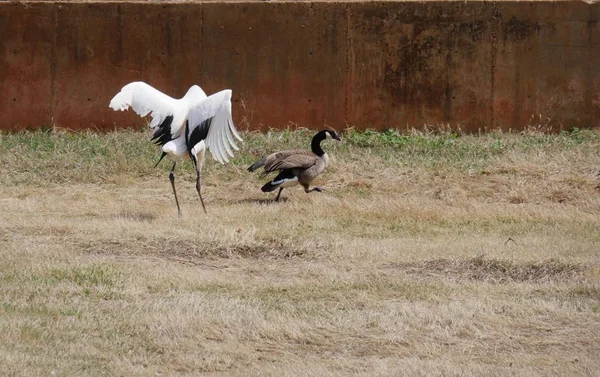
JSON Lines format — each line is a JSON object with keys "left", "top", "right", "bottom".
{"left": 310, "top": 130, "right": 328, "bottom": 157}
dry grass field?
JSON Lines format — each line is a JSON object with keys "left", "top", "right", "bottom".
{"left": 0, "top": 127, "right": 599, "bottom": 376}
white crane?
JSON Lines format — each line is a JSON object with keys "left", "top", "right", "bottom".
{"left": 109, "top": 81, "right": 242, "bottom": 216}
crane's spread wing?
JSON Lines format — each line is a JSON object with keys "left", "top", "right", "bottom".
{"left": 109, "top": 81, "right": 181, "bottom": 133}
{"left": 187, "top": 89, "right": 242, "bottom": 164}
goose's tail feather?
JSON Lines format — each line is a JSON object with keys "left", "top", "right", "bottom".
{"left": 261, "top": 181, "right": 280, "bottom": 192}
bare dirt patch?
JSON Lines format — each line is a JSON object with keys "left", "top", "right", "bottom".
{"left": 391, "top": 256, "right": 585, "bottom": 283}
{"left": 75, "top": 236, "right": 308, "bottom": 262}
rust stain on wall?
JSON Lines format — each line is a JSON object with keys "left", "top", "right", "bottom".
{"left": 0, "top": 1, "right": 599, "bottom": 132}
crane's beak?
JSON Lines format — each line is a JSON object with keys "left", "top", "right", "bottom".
{"left": 154, "top": 152, "right": 167, "bottom": 168}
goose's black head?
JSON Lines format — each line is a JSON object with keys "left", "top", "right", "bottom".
{"left": 313, "top": 129, "right": 342, "bottom": 142}
{"left": 324, "top": 129, "right": 342, "bottom": 141}
{"left": 311, "top": 129, "right": 342, "bottom": 156}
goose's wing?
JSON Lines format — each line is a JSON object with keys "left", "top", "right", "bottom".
{"left": 267, "top": 152, "right": 319, "bottom": 172}
{"left": 109, "top": 81, "right": 184, "bottom": 138}
{"left": 249, "top": 150, "right": 302, "bottom": 173}
{"left": 187, "top": 89, "right": 242, "bottom": 164}
{"left": 261, "top": 150, "right": 309, "bottom": 173}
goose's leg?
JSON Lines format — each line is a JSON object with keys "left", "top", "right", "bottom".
{"left": 303, "top": 184, "right": 323, "bottom": 194}
{"left": 169, "top": 162, "right": 182, "bottom": 217}
{"left": 275, "top": 187, "right": 284, "bottom": 202}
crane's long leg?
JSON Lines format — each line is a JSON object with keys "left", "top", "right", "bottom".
{"left": 191, "top": 155, "right": 207, "bottom": 214}
{"left": 275, "top": 187, "right": 284, "bottom": 202}
{"left": 169, "top": 162, "right": 182, "bottom": 217}
{"left": 195, "top": 169, "right": 207, "bottom": 214}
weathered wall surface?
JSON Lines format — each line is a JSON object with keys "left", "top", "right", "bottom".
{"left": 1, "top": 1, "right": 598, "bottom": 132}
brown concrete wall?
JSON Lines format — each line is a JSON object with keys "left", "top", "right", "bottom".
{"left": 1, "top": 1, "right": 599, "bottom": 132}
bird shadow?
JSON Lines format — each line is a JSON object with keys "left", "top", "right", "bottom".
{"left": 235, "top": 197, "right": 289, "bottom": 205}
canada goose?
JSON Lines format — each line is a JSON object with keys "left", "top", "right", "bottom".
{"left": 110, "top": 81, "right": 242, "bottom": 216}
{"left": 248, "top": 129, "right": 341, "bottom": 201}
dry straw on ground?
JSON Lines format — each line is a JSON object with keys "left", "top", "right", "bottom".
{"left": 1, "top": 127, "right": 599, "bottom": 376}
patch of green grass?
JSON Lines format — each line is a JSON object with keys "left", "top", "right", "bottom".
{"left": 1, "top": 299, "right": 82, "bottom": 319}
{"left": 250, "top": 280, "right": 447, "bottom": 314}
{"left": 0, "top": 129, "right": 161, "bottom": 185}
{"left": 342, "top": 127, "right": 600, "bottom": 170}
{"left": 1, "top": 301, "right": 18, "bottom": 313}
{"left": 190, "top": 282, "right": 235, "bottom": 294}
{"left": 568, "top": 285, "right": 600, "bottom": 300}
{"left": 1, "top": 127, "right": 599, "bottom": 185}
{"left": 8, "top": 264, "right": 126, "bottom": 301}
{"left": 47, "top": 264, "right": 122, "bottom": 288}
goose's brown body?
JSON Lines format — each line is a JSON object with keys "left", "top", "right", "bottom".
{"left": 261, "top": 150, "right": 329, "bottom": 188}
{"left": 248, "top": 130, "right": 341, "bottom": 201}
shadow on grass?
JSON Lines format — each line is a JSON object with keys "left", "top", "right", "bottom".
{"left": 235, "top": 197, "right": 289, "bottom": 205}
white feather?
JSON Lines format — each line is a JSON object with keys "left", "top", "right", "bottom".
{"left": 187, "top": 89, "right": 243, "bottom": 164}
{"left": 109, "top": 81, "right": 207, "bottom": 139}
{"left": 190, "top": 140, "right": 205, "bottom": 158}
{"left": 162, "top": 137, "right": 188, "bottom": 159}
